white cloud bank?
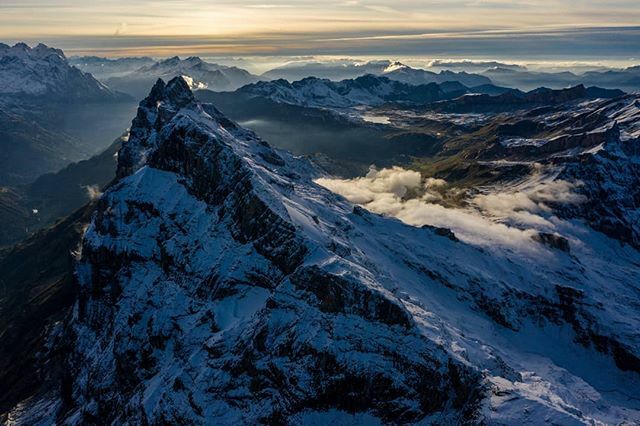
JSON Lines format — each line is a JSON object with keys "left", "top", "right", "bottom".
{"left": 316, "top": 166, "right": 585, "bottom": 251}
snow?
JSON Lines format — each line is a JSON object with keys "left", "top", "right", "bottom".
{"left": 241, "top": 76, "right": 411, "bottom": 109}
{"left": 0, "top": 42, "right": 114, "bottom": 98}
{"left": 501, "top": 137, "right": 549, "bottom": 147}
{"left": 12, "top": 77, "right": 640, "bottom": 425}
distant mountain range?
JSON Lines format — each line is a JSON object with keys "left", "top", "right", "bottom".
{"left": 0, "top": 43, "right": 125, "bottom": 102}
{"left": 235, "top": 74, "right": 622, "bottom": 111}
{"left": 263, "top": 59, "right": 640, "bottom": 92}
{"left": 428, "top": 84, "right": 625, "bottom": 113}
{"left": 483, "top": 66, "right": 640, "bottom": 92}
{"left": 71, "top": 55, "right": 261, "bottom": 98}
{"left": 237, "top": 75, "right": 475, "bottom": 108}
{"left": 262, "top": 59, "right": 492, "bottom": 87}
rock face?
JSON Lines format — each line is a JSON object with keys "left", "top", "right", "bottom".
{"left": 62, "top": 78, "right": 483, "bottom": 424}
{"left": 7, "top": 78, "right": 640, "bottom": 425}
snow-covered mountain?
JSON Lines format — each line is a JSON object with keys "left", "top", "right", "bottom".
{"left": 237, "top": 75, "right": 507, "bottom": 109}
{"left": 262, "top": 59, "right": 493, "bottom": 87}
{"left": 0, "top": 43, "right": 135, "bottom": 185}
{"left": 69, "top": 56, "right": 156, "bottom": 79}
{"left": 483, "top": 65, "right": 640, "bottom": 92}
{"left": 6, "top": 77, "right": 640, "bottom": 424}
{"left": 499, "top": 94, "right": 640, "bottom": 248}
{"left": 429, "top": 84, "right": 625, "bottom": 113}
{"left": 0, "top": 43, "right": 122, "bottom": 101}
{"left": 104, "top": 56, "right": 260, "bottom": 98}
{"left": 382, "top": 61, "right": 492, "bottom": 87}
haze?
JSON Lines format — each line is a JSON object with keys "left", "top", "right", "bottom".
{"left": 2, "top": 0, "right": 639, "bottom": 59}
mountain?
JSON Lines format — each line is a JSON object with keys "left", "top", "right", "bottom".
{"left": 427, "top": 60, "right": 527, "bottom": 72}
{"left": 483, "top": 65, "right": 640, "bottom": 92}
{"left": 428, "top": 84, "right": 625, "bottom": 113}
{"left": 411, "top": 89, "right": 639, "bottom": 249}
{"left": 581, "top": 66, "right": 640, "bottom": 92}
{"left": 261, "top": 59, "right": 394, "bottom": 81}
{"left": 104, "top": 56, "right": 260, "bottom": 98}
{"left": 236, "top": 74, "right": 510, "bottom": 109}
{"left": 495, "top": 94, "right": 640, "bottom": 247}
{"left": 381, "top": 61, "right": 492, "bottom": 87}
{"left": 69, "top": 56, "right": 156, "bottom": 79}
{"left": 0, "top": 43, "right": 124, "bottom": 102}
{"left": 0, "top": 43, "right": 136, "bottom": 185}
{"left": 262, "top": 59, "right": 493, "bottom": 87}
{"left": 4, "top": 77, "right": 639, "bottom": 424}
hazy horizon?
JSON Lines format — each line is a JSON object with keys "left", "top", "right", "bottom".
{"left": 1, "top": 1, "right": 639, "bottom": 62}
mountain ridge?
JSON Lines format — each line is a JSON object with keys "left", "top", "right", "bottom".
{"left": 5, "top": 77, "right": 639, "bottom": 425}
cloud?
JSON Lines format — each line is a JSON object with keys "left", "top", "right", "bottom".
{"left": 114, "top": 22, "right": 128, "bottom": 36}
{"left": 472, "top": 180, "right": 586, "bottom": 228}
{"left": 315, "top": 165, "right": 421, "bottom": 204}
{"left": 316, "top": 166, "right": 585, "bottom": 251}
{"left": 85, "top": 184, "right": 103, "bottom": 200}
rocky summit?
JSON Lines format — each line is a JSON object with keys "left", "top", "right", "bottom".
{"left": 4, "top": 77, "right": 640, "bottom": 425}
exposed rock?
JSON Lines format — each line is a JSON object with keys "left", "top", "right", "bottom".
{"left": 532, "top": 232, "right": 570, "bottom": 252}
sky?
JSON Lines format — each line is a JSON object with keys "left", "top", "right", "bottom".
{"left": 1, "top": 0, "right": 639, "bottom": 59}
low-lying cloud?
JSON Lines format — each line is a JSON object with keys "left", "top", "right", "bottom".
{"left": 316, "top": 166, "right": 585, "bottom": 251}
{"left": 85, "top": 184, "right": 103, "bottom": 200}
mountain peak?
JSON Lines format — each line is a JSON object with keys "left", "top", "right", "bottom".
{"left": 383, "top": 60, "right": 409, "bottom": 73}
{"left": 0, "top": 43, "right": 120, "bottom": 99}
{"left": 148, "top": 76, "right": 194, "bottom": 107}
{"left": 118, "top": 77, "right": 196, "bottom": 177}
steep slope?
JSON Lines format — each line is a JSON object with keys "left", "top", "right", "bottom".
{"left": 0, "top": 204, "right": 93, "bottom": 415}
{"left": 6, "top": 78, "right": 640, "bottom": 425}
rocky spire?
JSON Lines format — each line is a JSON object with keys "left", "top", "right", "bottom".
{"left": 116, "top": 77, "right": 195, "bottom": 178}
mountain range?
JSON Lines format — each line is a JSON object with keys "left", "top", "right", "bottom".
{"left": 0, "top": 43, "right": 124, "bottom": 102}
{"left": 235, "top": 75, "right": 623, "bottom": 111}
{"left": 483, "top": 65, "right": 640, "bottom": 92}
{"left": 1, "top": 40, "right": 640, "bottom": 425}
{"left": 262, "top": 59, "right": 492, "bottom": 87}
{"left": 79, "top": 56, "right": 261, "bottom": 98}
{"left": 2, "top": 77, "right": 639, "bottom": 424}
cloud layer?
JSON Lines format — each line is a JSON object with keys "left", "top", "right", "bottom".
{"left": 1, "top": 1, "right": 639, "bottom": 59}
{"left": 316, "top": 166, "right": 585, "bottom": 251}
